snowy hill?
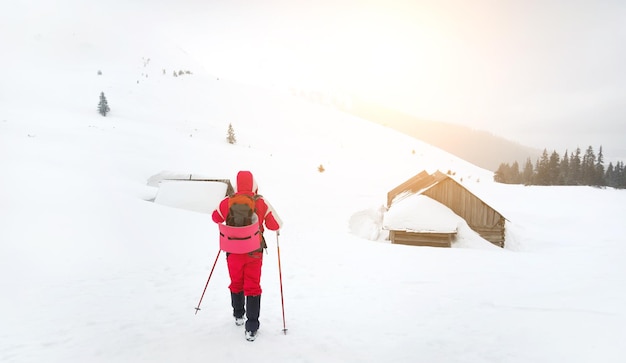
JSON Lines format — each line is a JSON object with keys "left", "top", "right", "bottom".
{"left": 2, "top": 1, "right": 626, "bottom": 362}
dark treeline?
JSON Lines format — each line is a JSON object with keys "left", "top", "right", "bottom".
{"left": 494, "top": 146, "right": 626, "bottom": 188}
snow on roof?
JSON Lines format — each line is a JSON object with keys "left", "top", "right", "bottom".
{"left": 154, "top": 179, "right": 227, "bottom": 214}
{"left": 383, "top": 194, "right": 461, "bottom": 233}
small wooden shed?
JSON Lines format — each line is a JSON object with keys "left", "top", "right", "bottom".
{"left": 387, "top": 170, "right": 506, "bottom": 248}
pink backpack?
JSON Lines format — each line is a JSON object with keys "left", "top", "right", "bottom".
{"left": 219, "top": 222, "right": 261, "bottom": 253}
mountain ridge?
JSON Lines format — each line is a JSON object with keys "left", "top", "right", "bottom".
{"left": 345, "top": 96, "right": 542, "bottom": 172}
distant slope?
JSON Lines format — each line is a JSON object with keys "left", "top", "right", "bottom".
{"left": 345, "top": 97, "right": 541, "bottom": 171}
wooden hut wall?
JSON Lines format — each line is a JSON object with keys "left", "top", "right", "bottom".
{"left": 389, "top": 230, "right": 454, "bottom": 248}
{"left": 423, "top": 179, "right": 505, "bottom": 247}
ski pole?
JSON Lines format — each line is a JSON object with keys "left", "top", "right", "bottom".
{"left": 276, "top": 231, "right": 288, "bottom": 334}
{"left": 194, "top": 249, "right": 222, "bottom": 315}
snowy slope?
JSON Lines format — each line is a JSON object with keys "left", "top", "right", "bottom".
{"left": 2, "top": 1, "right": 626, "bottom": 362}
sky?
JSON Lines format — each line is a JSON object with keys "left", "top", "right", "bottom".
{"left": 138, "top": 0, "right": 626, "bottom": 161}
{"left": 3, "top": 0, "right": 625, "bottom": 160}
{"left": 2, "top": 4, "right": 626, "bottom": 360}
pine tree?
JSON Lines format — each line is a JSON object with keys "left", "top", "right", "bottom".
{"left": 494, "top": 161, "right": 522, "bottom": 184}
{"left": 98, "top": 92, "right": 110, "bottom": 116}
{"left": 548, "top": 150, "right": 561, "bottom": 184}
{"left": 617, "top": 161, "right": 626, "bottom": 188}
{"left": 581, "top": 146, "right": 596, "bottom": 185}
{"left": 606, "top": 162, "right": 616, "bottom": 187}
{"left": 510, "top": 161, "right": 521, "bottom": 184}
{"left": 226, "top": 123, "right": 237, "bottom": 144}
{"left": 522, "top": 158, "right": 534, "bottom": 185}
{"left": 570, "top": 148, "right": 582, "bottom": 185}
{"left": 560, "top": 151, "right": 570, "bottom": 185}
{"left": 535, "top": 149, "right": 550, "bottom": 185}
{"left": 494, "top": 163, "right": 509, "bottom": 183}
{"left": 595, "top": 146, "right": 605, "bottom": 186}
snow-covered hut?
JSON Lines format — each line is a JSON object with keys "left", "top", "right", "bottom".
{"left": 148, "top": 172, "right": 234, "bottom": 214}
{"left": 386, "top": 170, "right": 506, "bottom": 248}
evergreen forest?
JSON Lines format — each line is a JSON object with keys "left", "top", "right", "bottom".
{"left": 494, "top": 146, "right": 626, "bottom": 188}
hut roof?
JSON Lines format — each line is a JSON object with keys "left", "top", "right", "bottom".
{"left": 388, "top": 170, "right": 506, "bottom": 221}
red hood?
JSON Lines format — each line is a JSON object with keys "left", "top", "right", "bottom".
{"left": 236, "top": 171, "right": 257, "bottom": 194}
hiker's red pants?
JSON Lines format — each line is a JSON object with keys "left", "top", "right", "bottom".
{"left": 227, "top": 252, "right": 263, "bottom": 296}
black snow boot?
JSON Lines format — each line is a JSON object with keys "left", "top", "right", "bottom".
{"left": 245, "top": 295, "right": 261, "bottom": 335}
{"left": 231, "top": 291, "right": 245, "bottom": 325}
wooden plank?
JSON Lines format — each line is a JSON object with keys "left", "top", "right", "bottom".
{"left": 390, "top": 230, "right": 454, "bottom": 248}
{"left": 394, "top": 240, "right": 451, "bottom": 248}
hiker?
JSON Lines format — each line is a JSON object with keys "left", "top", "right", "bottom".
{"left": 211, "top": 170, "right": 282, "bottom": 341}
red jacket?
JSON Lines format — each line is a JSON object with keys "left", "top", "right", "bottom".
{"left": 212, "top": 171, "right": 282, "bottom": 233}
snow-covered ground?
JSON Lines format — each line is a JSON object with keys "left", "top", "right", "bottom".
{"left": 2, "top": 2, "right": 626, "bottom": 362}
